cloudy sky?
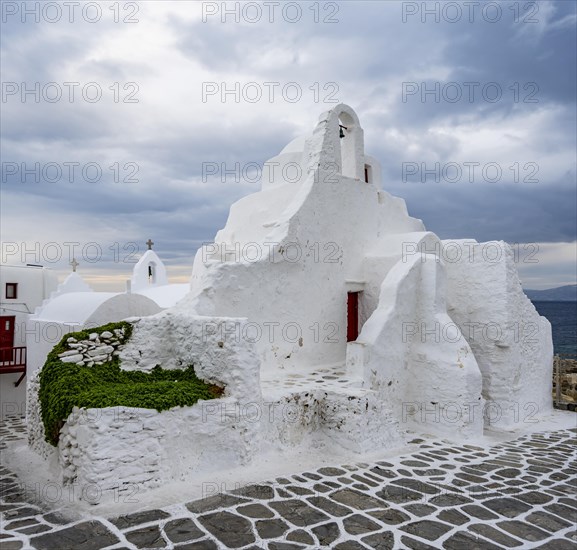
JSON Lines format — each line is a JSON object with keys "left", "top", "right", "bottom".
{"left": 1, "top": 0, "right": 575, "bottom": 290}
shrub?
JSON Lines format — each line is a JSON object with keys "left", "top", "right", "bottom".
{"left": 38, "top": 321, "right": 223, "bottom": 446}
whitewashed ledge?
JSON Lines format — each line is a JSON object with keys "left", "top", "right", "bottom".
{"left": 27, "top": 314, "right": 263, "bottom": 501}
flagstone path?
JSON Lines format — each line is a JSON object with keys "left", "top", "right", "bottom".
{"left": 1, "top": 415, "right": 576, "bottom": 549}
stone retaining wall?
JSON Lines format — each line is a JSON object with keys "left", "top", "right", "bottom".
{"left": 58, "top": 398, "right": 255, "bottom": 498}
{"left": 28, "top": 313, "right": 263, "bottom": 501}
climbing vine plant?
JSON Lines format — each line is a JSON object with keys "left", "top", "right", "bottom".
{"left": 38, "top": 321, "right": 223, "bottom": 446}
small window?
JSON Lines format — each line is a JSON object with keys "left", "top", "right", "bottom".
{"left": 5, "top": 283, "right": 18, "bottom": 299}
{"left": 364, "top": 164, "right": 372, "bottom": 183}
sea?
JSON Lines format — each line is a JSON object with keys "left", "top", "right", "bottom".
{"left": 532, "top": 301, "right": 577, "bottom": 357}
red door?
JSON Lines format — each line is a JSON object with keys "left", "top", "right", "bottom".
{"left": 0, "top": 316, "right": 15, "bottom": 362}
{"left": 347, "top": 293, "right": 359, "bottom": 342}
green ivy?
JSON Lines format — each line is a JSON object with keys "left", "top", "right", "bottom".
{"left": 38, "top": 321, "right": 223, "bottom": 446}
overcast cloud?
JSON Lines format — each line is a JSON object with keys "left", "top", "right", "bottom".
{"left": 1, "top": 0, "right": 575, "bottom": 290}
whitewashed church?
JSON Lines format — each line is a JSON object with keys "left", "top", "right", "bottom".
{"left": 27, "top": 105, "right": 554, "bottom": 501}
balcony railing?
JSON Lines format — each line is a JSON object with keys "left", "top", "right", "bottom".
{"left": 0, "top": 347, "right": 27, "bottom": 387}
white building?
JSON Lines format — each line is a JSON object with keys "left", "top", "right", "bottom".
{"left": 28, "top": 105, "right": 555, "bottom": 499}
{"left": 173, "top": 104, "right": 552, "bottom": 436}
{"left": 0, "top": 264, "right": 59, "bottom": 415}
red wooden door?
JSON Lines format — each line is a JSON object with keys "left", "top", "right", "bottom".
{"left": 347, "top": 293, "right": 359, "bottom": 342}
{"left": 0, "top": 316, "right": 15, "bottom": 362}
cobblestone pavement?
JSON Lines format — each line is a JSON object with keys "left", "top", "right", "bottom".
{"left": 1, "top": 415, "right": 576, "bottom": 549}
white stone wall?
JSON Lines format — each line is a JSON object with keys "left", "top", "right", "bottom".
{"left": 119, "top": 312, "right": 262, "bottom": 403}
{"left": 348, "top": 254, "right": 484, "bottom": 440}
{"left": 260, "top": 389, "right": 402, "bottom": 455}
{"left": 57, "top": 398, "right": 255, "bottom": 500}
{"left": 26, "top": 369, "right": 54, "bottom": 460}
{"left": 57, "top": 328, "right": 125, "bottom": 366}
{"left": 360, "top": 231, "right": 442, "bottom": 327}
{"left": 27, "top": 314, "right": 263, "bottom": 500}
{"left": 443, "top": 240, "right": 554, "bottom": 428}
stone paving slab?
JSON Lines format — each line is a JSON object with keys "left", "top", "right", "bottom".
{"left": 1, "top": 415, "right": 576, "bottom": 549}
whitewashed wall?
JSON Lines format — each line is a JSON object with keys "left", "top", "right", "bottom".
{"left": 443, "top": 240, "right": 554, "bottom": 428}
{"left": 28, "top": 313, "right": 262, "bottom": 501}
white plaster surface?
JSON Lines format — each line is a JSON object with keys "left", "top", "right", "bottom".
{"left": 131, "top": 250, "right": 169, "bottom": 291}
{"left": 27, "top": 313, "right": 263, "bottom": 500}
{"left": 132, "top": 283, "right": 189, "bottom": 308}
{"left": 442, "top": 239, "right": 554, "bottom": 427}
{"left": 349, "top": 254, "right": 484, "bottom": 439}
{"left": 45, "top": 272, "right": 93, "bottom": 302}
{"left": 24, "top": 104, "right": 556, "bottom": 502}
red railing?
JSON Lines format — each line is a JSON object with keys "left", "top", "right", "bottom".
{"left": 0, "top": 347, "right": 27, "bottom": 386}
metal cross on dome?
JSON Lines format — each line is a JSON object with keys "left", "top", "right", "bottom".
{"left": 146, "top": 239, "right": 154, "bottom": 250}
{"left": 70, "top": 258, "right": 79, "bottom": 272}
